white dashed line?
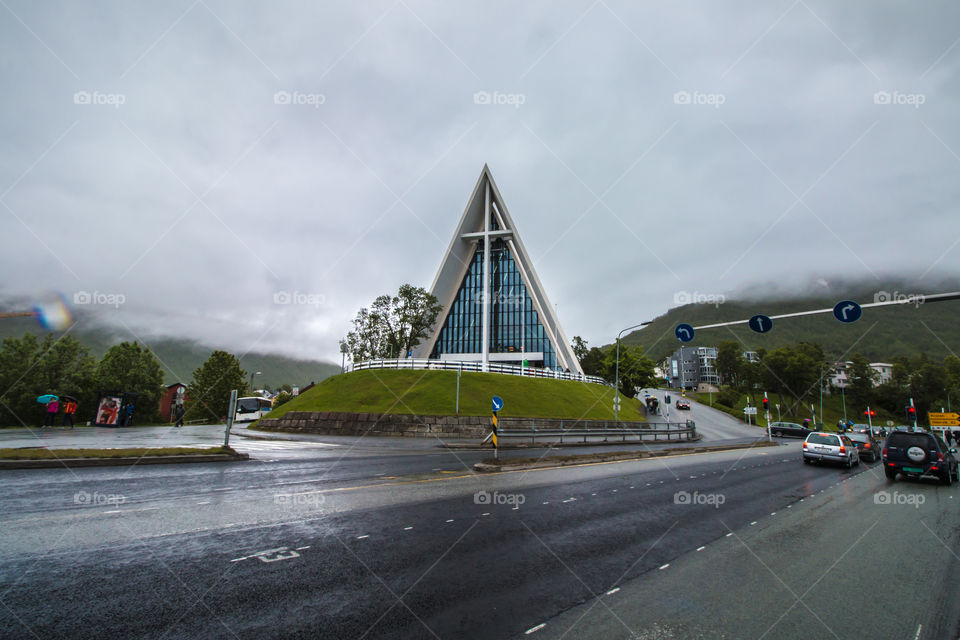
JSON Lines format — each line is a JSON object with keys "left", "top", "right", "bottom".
{"left": 481, "top": 512, "right": 490, "bottom": 516}
{"left": 356, "top": 535, "right": 369, "bottom": 540}
{"left": 446, "top": 519, "right": 454, "bottom": 523}
{"left": 750, "top": 521, "right": 757, "bottom": 525}
{"left": 726, "top": 532, "right": 733, "bottom": 537}
{"left": 295, "top": 546, "right": 310, "bottom": 551}
{"left": 404, "top": 526, "right": 413, "bottom": 530}
{"left": 542, "top": 502, "right": 550, "bottom": 505}
{"left": 606, "top": 587, "right": 620, "bottom": 595}
{"left": 525, "top": 623, "right": 546, "bottom": 635}
{"left": 770, "top": 512, "right": 776, "bottom": 516}
{"left": 696, "top": 546, "right": 705, "bottom": 551}
{"left": 197, "top": 501, "right": 211, "bottom": 505}
{"left": 659, "top": 564, "right": 670, "bottom": 570}
{"left": 562, "top": 498, "right": 576, "bottom": 503}
{"left": 103, "top": 510, "right": 121, "bottom": 514}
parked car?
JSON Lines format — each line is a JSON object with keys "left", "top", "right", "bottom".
{"left": 769, "top": 422, "right": 812, "bottom": 439}
{"left": 675, "top": 399, "right": 691, "bottom": 410}
{"left": 802, "top": 432, "right": 860, "bottom": 468}
{"left": 882, "top": 430, "right": 958, "bottom": 484}
{"left": 845, "top": 431, "right": 882, "bottom": 462}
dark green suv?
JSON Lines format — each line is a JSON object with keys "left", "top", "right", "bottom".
{"left": 882, "top": 431, "right": 958, "bottom": 484}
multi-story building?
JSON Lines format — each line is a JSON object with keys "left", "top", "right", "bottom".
{"left": 668, "top": 346, "right": 719, "bottom": 391}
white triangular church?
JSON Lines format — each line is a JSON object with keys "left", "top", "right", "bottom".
{"left": 414, "top": 166, "right": 584, "bottom": 375}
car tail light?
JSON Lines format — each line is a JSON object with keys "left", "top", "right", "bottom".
{"left": 882, "top": 448, "right": 887, "bottom": 457}
{"left": 839, "top": 446, "right": 846, "bottom": 454}
{"left": 802, "top": 442, "right": 807, "bottom": 449}
{"left": 864, "top": 443, "right": 871, "bottom": 448}
{"left": 937, "top": 452, "right": 945, "bottom": 462}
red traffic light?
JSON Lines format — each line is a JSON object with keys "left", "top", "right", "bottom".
{"left": 762, "top": 398, "right": 769, "bottom": 406}
{"left": 907, "top": 406, "right": 916, "bottom": 415}
{"left": 864, "top": 410, "right": 875, "bottom": 416}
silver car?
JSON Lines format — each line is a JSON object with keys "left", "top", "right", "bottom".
{"left": 803, "top": 432, "right": 860, "bottom": 468}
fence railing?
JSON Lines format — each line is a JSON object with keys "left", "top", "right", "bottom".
{"left": 346, "top": 358, "right": 610, "bottom": 385}
{"left": 489, "top": 420, "right": 698, "bottom": 444}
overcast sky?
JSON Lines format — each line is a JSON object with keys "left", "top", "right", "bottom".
{"left": 2, "top": 1, "right": 959, "bottom": 362}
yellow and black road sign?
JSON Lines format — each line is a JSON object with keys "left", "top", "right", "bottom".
{"left": 929, "top": 412, "right": 960, "bottom": 427}
{"left": 491, "top": 412, "right": 499, "bottom": 448}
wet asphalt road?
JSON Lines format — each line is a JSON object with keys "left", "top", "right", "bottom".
{"left": 0, "top": 438, "right": 908, "bottom": 640}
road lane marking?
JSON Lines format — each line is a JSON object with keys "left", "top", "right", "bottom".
{"left": 356, "top": 535, "right": 369, "bottom": 539}
{"left": 446, "top": 519, "right": 454, "bottom": 523}
{"left": 726, "top": 532, "right": 733, "bottom": 537}
{"left": 659, "top": 564, "right": 669, "bottom": 570}
{"left": 295, "top": 546, "right": 310, "bottom": 551}
{"left": 404, "top": 526, "right": 413, "bottom": 530}
{"left": 481, "top": 512, "right": 490, "bottom": 516}
{"left": 525, "top": 623, "right": 546, "bottom": 635}
{"left": 197, "top": 501, "right": 211, "bottom": 505}
{"left": 750, "top": 521, "right": 757, "bottom": 525}
{"left": 103, "top": 510, "right": 121, "bottom": 514}
{"left": 605, "top": 587, "right": 620, "bottom": 595}
{"left": 562, "top": 498, "right": 576, "bottom": 503}
{"left": 696, "top": 546, "right": 705, "bottom": 551}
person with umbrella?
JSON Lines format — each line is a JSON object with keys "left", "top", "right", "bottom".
{"left": 61, "top": 396, "right": 78, "bottom": 429}
{"left": 40, "top": 395, "right": 59, "bottom": 428}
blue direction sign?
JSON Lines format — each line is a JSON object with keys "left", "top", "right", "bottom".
{"left": 748, "top": 314, "right": 773, "bottom": 334}
{"left": 492, "top": 396, "right": 504, "bottom": 412}
{"left": 833, "top": 300, "right": 862, "bottom": 324}
{"left": 675, "top": 323, "right": 695, "bottom": 342}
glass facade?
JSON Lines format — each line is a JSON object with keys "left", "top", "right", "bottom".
{"left": 430, "top": 238, "right": 558, "bottom": 369}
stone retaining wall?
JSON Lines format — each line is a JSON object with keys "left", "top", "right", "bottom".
{"left": 256, "top": 411, "right": 650, "bottom": 439}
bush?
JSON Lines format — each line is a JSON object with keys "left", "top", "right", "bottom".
{"left": 716, "top": 389, "right": 741, "bottom": 408}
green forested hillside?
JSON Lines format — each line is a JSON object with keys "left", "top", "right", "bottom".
{"left": 622, "top": 280, "right": 960, "bottom": 362}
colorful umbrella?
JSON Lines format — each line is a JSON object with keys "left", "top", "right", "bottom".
{"left": 37, "top": 394, "right": 58, "bottom": 403}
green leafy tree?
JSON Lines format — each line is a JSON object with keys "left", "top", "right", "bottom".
{"left": 571, "top": 336, "right": 589, "bottom": 363}
{"left": 280, "top": 383, "right": 293, "bottom": 394}
{"left": 273, "top": 391, "right": 293, "bottom": 408}
{"left": 846, "top": 353, "right": 877, "bottom": 410}
{"left": 580, "top": 347, "right": 606, "bottom": 377}
{"left": 715, "top": 341, "right": 743, "bottom": 387}
{"left": 186, "top": 350, "right": 248, "bottom": 422}
{"left": 94, "top": 342, "right": 165, "bottom": 422}
{"left": 602, "top": 344, "right": 656, "bottom": 398}
{"left": 344, "top": 284, "right": 442, "bottom": 361}
{"left": 0, "top": 333, "right": 96, "bottom": 426}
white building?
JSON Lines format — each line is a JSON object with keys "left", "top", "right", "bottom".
{"left": 870, "top": 363, "right": 894, "bottom": 385}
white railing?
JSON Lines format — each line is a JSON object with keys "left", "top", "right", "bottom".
{"left": 345, "top": 358, "right": 610, "bottom": 385}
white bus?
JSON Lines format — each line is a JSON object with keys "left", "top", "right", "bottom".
{"left": 235, "top": 396, "right": 272, "bottom": 422}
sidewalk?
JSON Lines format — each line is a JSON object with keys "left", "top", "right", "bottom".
{"left": 0, "top": 424, "right": 229, "bottom": 450}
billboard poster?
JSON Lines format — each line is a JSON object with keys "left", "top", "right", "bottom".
{"left": 95, "top": 395, "right": 122, "bottom": 426}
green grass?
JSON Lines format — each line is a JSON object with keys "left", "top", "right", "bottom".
{"left": 0, "top": 446, "right": 235, "bottom": 460}
{"left": 689, "top": 389, "right": 901, "bottom": 431}
{"left": 257, "top": 369, "right": 645, "bottom": 422}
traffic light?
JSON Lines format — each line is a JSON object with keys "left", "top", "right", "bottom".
{"left": 906, "top": 406, "right": 917, "bottom": 421}
{"left": 762, "top": 397, "right": 769, "bottom": 410}
{"left": 864, "top": 409, "right": 875, "bottom": 417}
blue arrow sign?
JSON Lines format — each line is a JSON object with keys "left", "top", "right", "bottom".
{"left": 833, "top": 300, "right": 862, "bottom": 323}
{"left": 748, "top": 314, "right": 773, "bottom": 333}
{"left": 675, "top": 323, "right": 695, "bottom": 342}
{"left": 492, "top": 396, "right": 504, "bottom": 412}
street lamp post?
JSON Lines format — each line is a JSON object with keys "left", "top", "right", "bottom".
{"left": 250, "top": 371, "right": 261, "bottom": 393}
{"left": 614, "top": 322, "right": 652, "bottom": 423}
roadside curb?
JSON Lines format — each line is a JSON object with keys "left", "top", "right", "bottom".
{"left": 0, "top": 453, "right": 250, "bottom": 470}
{"left": 473, "top": 440, "right": 780, "bottom": 472}
{"left": 443, "top": 436, "right": 704, "bottom": 451}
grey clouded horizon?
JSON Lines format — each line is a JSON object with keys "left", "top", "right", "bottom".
{"left": 2, "top": 1, "right": 958, "bottom": 363}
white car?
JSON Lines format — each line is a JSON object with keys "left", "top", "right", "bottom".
{"left": 802, "top": 432, "right": 860, "bottom": 468}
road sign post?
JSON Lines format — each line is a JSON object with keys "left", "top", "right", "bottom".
{"left": 766, "top": 411, "right": 772, "bottom": 442}
{"left": 491, "top": 396, "right": 503, "bottom": 460}
{"left": 224, "top": 389, "right": 237, "bottom": 448}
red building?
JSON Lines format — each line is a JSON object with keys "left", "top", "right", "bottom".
{"left": 158, "top": 383, "right": 188, "bottom": 422}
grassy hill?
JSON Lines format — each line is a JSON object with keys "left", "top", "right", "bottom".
{"left": 260, "top": 369, "right": 645, "bottom": 422}
{"left": 0, "top": 315, "right": 340, "bottom": 389}
{"left": 623, "top": 278, "right": 960, "bottom": 362}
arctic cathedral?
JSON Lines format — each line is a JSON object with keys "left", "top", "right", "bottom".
{"left": 413, "top": 166, "right": 584, "bottom": 375}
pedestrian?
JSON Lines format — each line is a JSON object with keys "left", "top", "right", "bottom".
{"left": 43, "top": 397, "right": 59, "bottom": 427}
{"left": 953, "top": 429, "right": 960, "bottom": 447}
{"left": 61, "top": 398, "right": 77, "bottom": 429}
{"left": 173, "top": 404, "right": 185, "bottom": 428}
{"left": 122, "top": 403, "right": 134, "bottom": 427}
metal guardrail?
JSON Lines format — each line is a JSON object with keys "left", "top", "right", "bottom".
{"left": 489, "top": 420, "right": 697, "bottom": 444}
{"left": 347, "top": 358, "right": 610, "bottom": 385}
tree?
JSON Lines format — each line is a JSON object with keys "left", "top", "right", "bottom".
{"left": 580, "top": 347, "right": 606, "bottom": 378}
{"left": 571, "top": 336, "right": 589, "bottom": 363}
{"left": 186, "top": 350, "right": 247, "bottom": 422}
{"left": 715, "top": 341, "right": 743, "bottom": 387}
{"left": 600, "top": 344, "right": 656, "bottom": 398}
{"left": 344, "top": 284, "right": 442, "bottom": 361}
{"left": 273, "top": 391, "right": 293, "bottom": 408}
{"left": 280, "top": 383, "right": 293, "bottom": 394}
{"left": 846, "top": 353, "right": 877, "bottom": 410}
{"left": 95, "top": 342, "right": 165, "bottom": 421}
{"left": 0, "top": 333, "right": 96, "bottom": 426}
